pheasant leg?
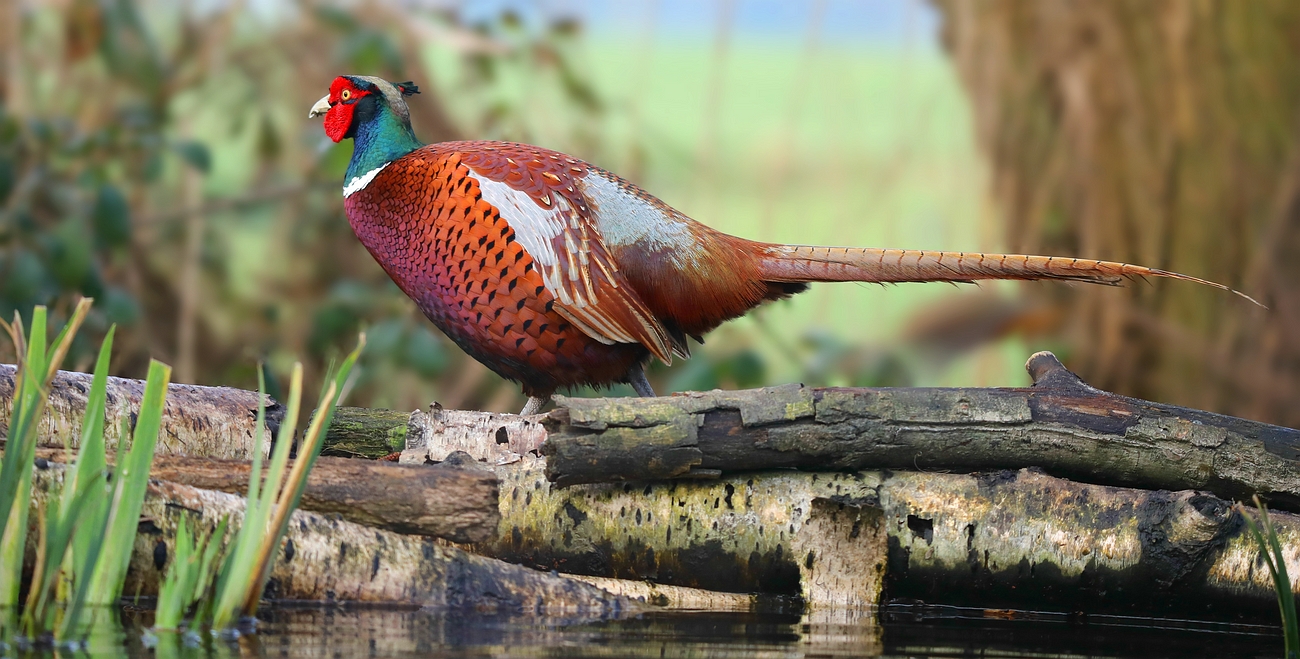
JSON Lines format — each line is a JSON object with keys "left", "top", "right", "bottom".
{"left": 627, "top": 366, "right": 656, "bottom": 398}
{"left": 520, "top": 395, "right": 550, "bottom": 416}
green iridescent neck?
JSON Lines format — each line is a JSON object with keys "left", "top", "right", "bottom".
{"left": 346, "top": 105, "right": 421, "bottom": 183}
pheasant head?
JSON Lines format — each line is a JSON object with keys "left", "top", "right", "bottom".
{"left": 310, "top": 75, "right": 424, "bottom": 189}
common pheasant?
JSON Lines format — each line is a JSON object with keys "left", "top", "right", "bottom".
{"left": 311, "top": 75, "right": 1257, "bottom": 414}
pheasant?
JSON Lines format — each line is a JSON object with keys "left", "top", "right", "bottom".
{"left": 311, "top": 75, "right": 1257, "bottom": 415}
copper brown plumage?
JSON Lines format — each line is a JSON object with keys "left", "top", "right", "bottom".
{"left": 344, "top": 146, "right": 651, "bottom": 396}
{"left": 312, "top": 75, "right": 1260, "bottom": 413}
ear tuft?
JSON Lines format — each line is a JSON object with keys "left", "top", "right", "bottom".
{"left": 396, "top": 81, "right": 420, "bottom": 96}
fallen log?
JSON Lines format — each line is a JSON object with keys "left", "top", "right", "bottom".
{"left": 407, "top": 422, "right": 1300, "bottom": 619}
{"left": 11, "top": 445, "right": 499, "bottom": 543}
{"left": 468, "top": 457, "right": 1300, "bottom": 619}
{"left": 319, "top": 407, "right": 409, "bottom": 459}
{"left": 0, "top": 364, "right": 271, "bottom": 459}
{"left": 539, "top": 352, "right": 1300, "bottom": 512}
{"left": 0, "top": 365, "right": 408, "bottom": 460}
{"left": 20, "top": 460, "right": 629, "bottom": 613}
{"left": 17, "top": 351, "right": 1299, "bottom": 517}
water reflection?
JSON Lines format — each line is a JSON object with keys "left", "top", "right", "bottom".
{"left": 1, "top": 605, "right": 1283, "bottom": 658}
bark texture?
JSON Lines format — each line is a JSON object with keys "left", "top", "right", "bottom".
{"left": 415, "top": 399, "right": 1300, "bottom": 618}
{"left": 21, "top": 461, "right": 629, "bottom": 612}
{"left": 932, "top": 0, "right": 1300, "bottom": 427}
{"left": 319, "top": 406, "right": 409, "bottom": 459}
{"left": 404, "top": 403, "right": 548, "bottom": 465}
{"left": 0, "top": 366, "right": 408, "bottom": 461}
{"left": 0, "top": 364, "right": 271, "bottom": 459}
{"left": 542, "top": 353, "right": 1300, "bottom": 512}
{"left": 18, "top": 445, "right": 499, "bottom": 542}
{"left": 475, "top": 457, "right": 1300, "bottom": 618}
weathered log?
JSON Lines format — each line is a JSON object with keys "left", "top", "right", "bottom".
{"left": 567, "top": 576, "right": 763, "bottom": 611}
{"left": 0, "top": 364, "right": 271, "bottom": 459}
{"left": 0, "top": 365, "right": 406, "bottom": 460}
{"left": 407, "top": 423, "right": 1300, "bottom": 618}
{"left": 319, "top": 406, "right": 409, "bottom": 459}
{"left": 21, "top": 460, "right": 630, "bottom": 612}
{"left": 13, "top": 445, "right": 499, "bottom": 543}
{"left": 470, "top": 456, "right": 1300, "bottom": 619}
{"left": 540, "top": 352, "right": 1300, "bottom": 512}
{"left": 405, "top": 403, "right": 548, "bottom": 465}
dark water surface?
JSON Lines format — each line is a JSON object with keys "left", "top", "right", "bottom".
{"left": 4, "top": 605, "right": 1284, "bottom": 658}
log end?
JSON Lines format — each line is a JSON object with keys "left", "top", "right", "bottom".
{"left": 1025, "top": 351, "right": 1090, "bottom": 391}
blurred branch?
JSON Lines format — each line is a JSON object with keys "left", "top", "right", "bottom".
{"left": 176, "top": 126, "right": 205, "bottom": 384}
{"left": 0, "top": 0, "right": 14, "bottom": 109}
{"left": 135, "top": 183, "right": 327, "bottom": 226}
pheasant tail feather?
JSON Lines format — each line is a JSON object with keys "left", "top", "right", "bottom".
{"left": 756, "top": 245, "right": 1264, "bottom": 307}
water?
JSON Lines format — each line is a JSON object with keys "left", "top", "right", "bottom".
{"left": 2, "top": 604, "right": 1283, "bottom": 658}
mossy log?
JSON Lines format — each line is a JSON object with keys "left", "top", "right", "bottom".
{"left": 319, "top": 407, "right": 410, "bottom": 459}
{"left": 11, "top": 445, "right": 499, "bottom": 542}
{"left": 540, "top": 352, "right": 1300, "bottom": 512}
{"left": 0, "top": 365, "right": 407, "bottom": 460}
{"left": 406, "top": 410, "right": 1300, "bottom": 619}
{"left": 20, "top": 460, "right": 631, "bottom": 612}
{"left": 465, "top": 456, "right": 1300, "bottom": 618}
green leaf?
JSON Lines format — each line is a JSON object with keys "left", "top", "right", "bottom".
{"left": 86, "top": 359, "right": 172, "bottom": 605}
{"left": 58, "top": 327, "right": 115, "bottom": 638}
{"left": 91, "top": 184, "right": 132, "bottom": 249}
{"left": 173, "top": 140, "right": 211, "bottom": 174}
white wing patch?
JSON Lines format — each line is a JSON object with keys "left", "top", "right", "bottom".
{"left": 468, "top": 169, "right": 676, "bottom": 360}
{"left": 343, "top": 162, "right": 391, "bottom": 198}
{"left": 472, "top": 174, "right": 562, "bottom": 271}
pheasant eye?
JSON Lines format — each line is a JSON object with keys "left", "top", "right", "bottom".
{"left": 340, "top": 89, "right": 352, "bottom": 101}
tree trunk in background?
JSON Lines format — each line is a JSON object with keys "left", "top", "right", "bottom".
{"left": 931, "top": 0, "right": 1300, "bottom": 427}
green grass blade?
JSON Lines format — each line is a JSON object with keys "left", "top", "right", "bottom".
{"left": 242, "top": 337, "right": 364, "bottom": 618}
{"left": 239, "top": 364, "right": 305, "bottom": 615}
{"left": 57, "top": 486, "right": 110, "bottom": 640}
{"left": 1242, "top": 498, "right": 1300, "bottom": 659}
{"left": 85, "top": 359, "right": 172, "bottom": 605}
{"left": 155, "top": 517, "right": 195, "bottom": 630}
{"left": 0, "top": 309, "right": 46, "bottom": 608}
{"left": 0, "top": 464, "right": 33, "bottom": 608}
{"left": 62, "top": 326, "right": 115, "bottom": 510}
{"left": 0, "top": 308, "right": 44, "bottom": 550}
{"left": 210, "top": 369, "right": 275, "bottom": 629}
{"left": 23, "top": 479, "right": 98, "bottom": 635}
{"left": 58, "top": 327, "right": 114, "bottom": 610}
{"left": 193, "top": 517, "right": 228, "bottom": 602}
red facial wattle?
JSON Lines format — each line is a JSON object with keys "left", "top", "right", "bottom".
{"left": 323, "top": 102, "right": 354, "bottom": 143}
{"left": 321, "top": 77, "right": 370, "bottom": 143}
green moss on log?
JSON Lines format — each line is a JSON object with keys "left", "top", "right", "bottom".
{"left": 321, "top": 407, "right": 409, "bottom": 459}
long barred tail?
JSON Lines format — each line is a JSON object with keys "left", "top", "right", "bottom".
{"left": 757, "top": 245, "right": 1263, "bottom": 307}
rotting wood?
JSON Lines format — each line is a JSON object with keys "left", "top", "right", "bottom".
{"left": 0, "top": 364, "right": 272, "bottom": 459}
{"left": 567, "top": 575, "right": 764, "bottom": 611}
{"left": 540, "top": 352, "right": 1300, "bottom": 512}
{"left": 462, "top": 456, "right": 886, "bottom": 609}
{"left": 320, "top": 406, "right": 410, "bottom": 459}
{"left": 15, "top": 351, "right": 1299, "bottom": 517}
{"left": 407, "top": 421, "right": 1300, "bottom": 617}
{"left": 404, "top": 403, "right": 548, "bottom": 465}
{"left": 7, "top": 444, "right": 499, "bottom": 543}
{"left": 0, "top": 366, "right": 409, "bottom": 461}
{"left": 20, "top": 460, "right": 631, "bottom": 613}
{"left": 464, "top": 455, "right": 1300, "bottom": 618}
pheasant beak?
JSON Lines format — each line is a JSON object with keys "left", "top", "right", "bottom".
{"left": 308, "top": 95, "right": 332, "bottom": 119}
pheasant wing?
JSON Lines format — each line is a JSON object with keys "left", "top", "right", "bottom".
{"left": 463, "top": 152, "right": 678, "bottom": 363}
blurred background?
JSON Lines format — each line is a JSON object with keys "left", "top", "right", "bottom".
{"left": 0, "top": 0, "right": 1294, "bottom": 426}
